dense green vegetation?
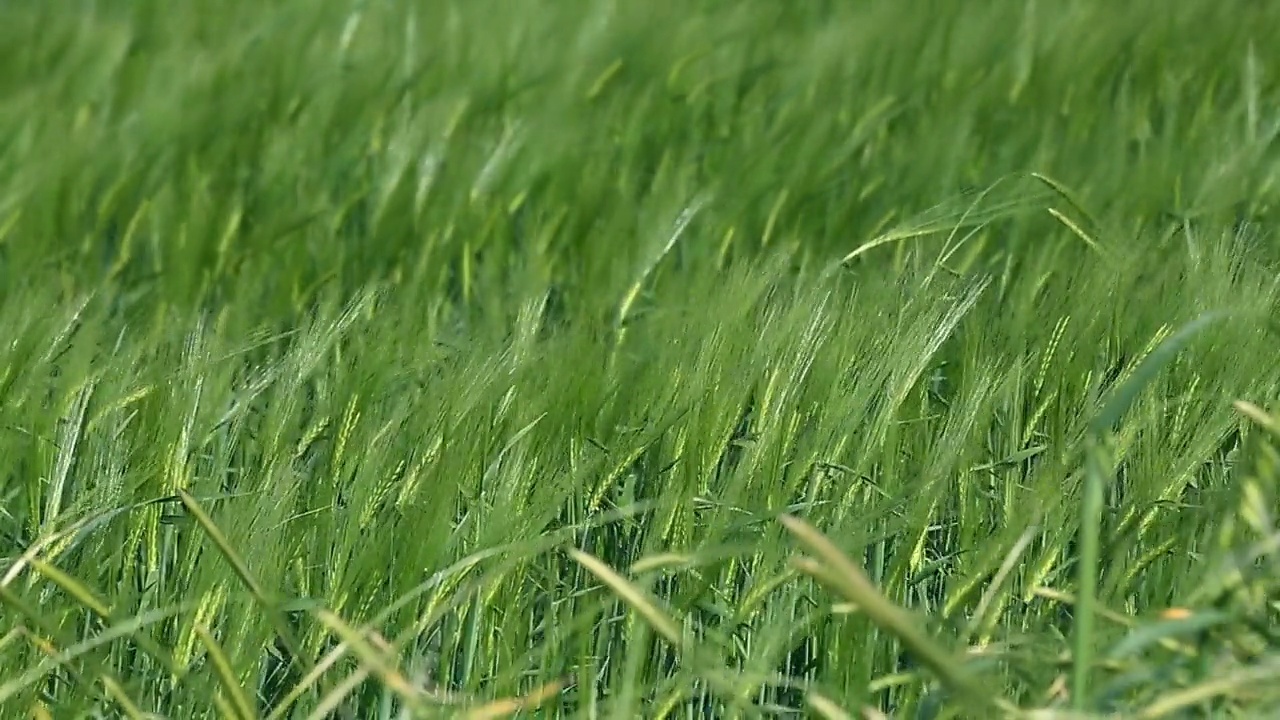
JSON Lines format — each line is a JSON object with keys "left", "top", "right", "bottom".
{"left": 3, "top": 0, "right": 1280, "bottom": 717}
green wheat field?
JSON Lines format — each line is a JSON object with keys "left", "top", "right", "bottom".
{"left": 3, "top": 1, "right": 1280, "bottom": 718}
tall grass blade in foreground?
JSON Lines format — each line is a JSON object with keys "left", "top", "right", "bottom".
{"left": 780, "top": 514, "right": 1013, "bottom": 715}
{"left": 1074, "top": 311, "right": 1235, "bottom": 711}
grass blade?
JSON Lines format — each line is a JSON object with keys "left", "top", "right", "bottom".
{"left": 1074, "top": 439, "right": 1107, "bottom": 711}
{"left": 313, "top": 609, "right": 426, "bottom": 714}
{"left": 461, "top": 678, "right": 567, "bottom": 719}
{"left": 1090, "top": 311, "right": 1231, "bottom": 434}
{"left": 178, "top": 490, "right": 314, "bottom": 678}
{"left": 195, "top": 624, "right": 258, "bottom": 720}
{"left": 567, "top": 548, "right": 683, "bottom": 649}
{"left": 779, "top": 515, "right": 1010, "bottom": 713}
{"left": 805, "top": 691, "right": 855, "bottom": 720}
{"left": 0, "top": 603, "right": 189, "bottom": 706}
{"left": 100, "top": 676, "right": 149, "bottom": 720}
{"left": 1136, "top": 657, "right": 1280, "bottom": 719}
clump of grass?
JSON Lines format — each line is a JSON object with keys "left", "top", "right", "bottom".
{"left": 3, "top": 0, "right": 1280, "bottom": 717}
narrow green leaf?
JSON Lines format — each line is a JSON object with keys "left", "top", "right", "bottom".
{"left": 313, "top": 609, "right": 426, "bottom": 714}
{"left": 779, "top": 515, "right": 1012, "bottom": 714}
{"left": 568, "top": 549, "right": 683, "bottom": 649}
{"left": 1106, "top": 610, "right": 1230, "bottom": 661}
{"left": 1090, "top": 311, "right": 1230, "bottom": 434}
{"left": 195, "top": 624, "right": 259, "bottom": 720}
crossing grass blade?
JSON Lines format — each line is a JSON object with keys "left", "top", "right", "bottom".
{"left": 1089, "top": 311, "right": 1233, "bottom": 435}
{"left": 195, "top": 624, "right": 259, "bottom": 720}
{"left": 26, "top": 556, "right": 185, "bottom": 680}
{"left": 461, "top": 678, "right": 568, "bottom": 720}
{"left": 1234, "top": 400, "right": 1280, "bottom": 439}
{"left": 1105, "top": 610, "right": 1231, "bottom": 662}
{"left": 779, "top": 515, "right": 1011, "bottom": 714}
{"left": 804, "top": 691, "right": 855, "bottom": 720}
{"left": 303, "top": 670, "right": 370, "bottom": 720}
{"left": 1135, "top": 657, "right": 1280, "bottom": 719}
{"left": 27, "top": 557, "right": 112, "bottom": 619}
{"left": 567, "top": 549, "right": 683, "bottom": 649}
{"left": 312, "top": 609, "right": 427, "bottom": 715}
{"left": 178, "top": 490, "right": 314, "bottom": 678}
{"left": 100, "top": 676, "right": 149, "bottom": 720}
{"left": 0, "top": 603, "right": 191, "bottom": 706}
{"left": 177, "top": 490, "right": 266, "bottom": 599}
